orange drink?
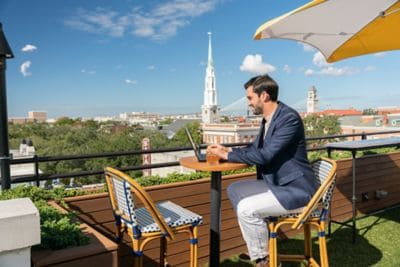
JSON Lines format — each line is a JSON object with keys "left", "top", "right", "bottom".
{"left": 206, "top": 151, "right": 220, "bottom": 164}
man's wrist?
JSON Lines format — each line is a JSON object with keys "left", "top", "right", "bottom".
{"left": 223, "top": 147, "right": 231, "bottom": 160}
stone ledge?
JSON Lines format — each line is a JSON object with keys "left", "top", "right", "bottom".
{"left": 0, "top": 198, "right": 40, "bottom": 252}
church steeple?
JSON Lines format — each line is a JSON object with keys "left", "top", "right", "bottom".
{"left": 202, "top": 32, "right": 220, "bottom": 124}
{"left": 207, "top": 32, "right": 213, "bottom": 68}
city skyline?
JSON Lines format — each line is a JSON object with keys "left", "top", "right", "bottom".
{"left": 2, "top": 0, "right": 400, "bottom": 118}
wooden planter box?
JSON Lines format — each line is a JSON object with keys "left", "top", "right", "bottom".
{"left": 31, "top": 202, "right": 118, "bottom": 267}
{"left": 63, "top": 151, "right": 400, "bottom": 266}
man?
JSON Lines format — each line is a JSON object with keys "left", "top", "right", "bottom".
{"left": 208, "top": 74, "right": 317, "bottom": 267}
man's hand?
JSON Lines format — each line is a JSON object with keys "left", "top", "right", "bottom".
{"left": 207, "top": 144, "right": 232, "bottom": 160}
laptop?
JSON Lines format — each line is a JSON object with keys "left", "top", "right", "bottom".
{"left": 185, "top": 127, "right": 206, "bottom": 162}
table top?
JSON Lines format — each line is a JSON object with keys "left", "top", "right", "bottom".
{"left": 179, "top": 156, "right": 248, "bottom": 172}
{"left": 325, "top": 137, "right": 400, "bottom": 151}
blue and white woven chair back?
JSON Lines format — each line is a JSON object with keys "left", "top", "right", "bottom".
{"left": 110, "top": 174, "right": 138, "bottom": 227}
{"left": 312, "top": 160, "right": 336, "bottom": 210}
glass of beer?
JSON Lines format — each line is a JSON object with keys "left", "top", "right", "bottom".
{"left": 206, "top": 150, "right": 220, "bottom": 164}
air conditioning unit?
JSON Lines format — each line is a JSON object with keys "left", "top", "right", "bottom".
{"left": 391, "top": 119, "right": 400, "bottom": 126}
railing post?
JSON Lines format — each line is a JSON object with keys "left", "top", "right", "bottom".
{"left": 34, "top": 155, "right": 40, "bottom": 187}
{"left": 0, "top": 155, "right": 11, "bottom": 190}
{"left": 0, "top": 56, "right": 11, "bottom": 189}
{"left": 0, "top": 23, "right": 14, "bottom": 190}
{"left": 361, "top": 132, "right": 367, "bottom": 140}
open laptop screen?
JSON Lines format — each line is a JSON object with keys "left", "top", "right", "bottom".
{"left": 184, "top": 127, "right": 206, "bottom": 162}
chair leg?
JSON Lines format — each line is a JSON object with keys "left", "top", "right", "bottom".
{"left": 133, "top": 256, "right": 142, "bottom": 267}
{"left": 132, "top": 239, "right": 143, "bottom": 267}
{"left": 268, "top": 222, "right": 278, "bottom": 267}
{"left": 304, "top": 223, "right": 312, "bottom": 261}
{"left": 191, "top": 226, "right": 199, "bottom": 267}
{"left": 318, "top": 223, "right": 329, "bottom": 267}
{"left": 115, "top": 219, "right": 125, "bottom": 242}
{"left": 160, "top": 236, "right": 167, "bottom": 267}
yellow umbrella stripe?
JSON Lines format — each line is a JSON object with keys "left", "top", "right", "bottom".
{"left": 254, "top": 0, "right": 327, "bottom": 40}
{"left": 328, "top": 1, "right": 400, "bottom": 62}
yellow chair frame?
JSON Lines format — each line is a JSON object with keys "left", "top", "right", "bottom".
{"left": 104, "top": 167, "right": 201, "bottom": 267}
{"left": 267, "top": 158, "right": 337, "bottom": 267}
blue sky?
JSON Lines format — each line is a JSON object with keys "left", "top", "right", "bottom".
{"left": 2, "top": 0, "right": 400, "bottom": 118}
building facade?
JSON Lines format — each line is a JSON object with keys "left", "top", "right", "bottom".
{"left": 28, "top": 111, "right": 47, "bottom": 123}
{"left": 339, "top": 113, "right": 400, "bottom": 140}
{"left": 202, "top": 121, "right": 261, "bottom": 144}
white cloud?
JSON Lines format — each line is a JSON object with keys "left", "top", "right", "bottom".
{"left": 240, "top": 54, "right": 276, "bottom": 75}
{"left": 374, "top": 52, "right": 386, "bottom": 57}
{"left": 65, "top": 8, "right": 129, "bottom": 37}
{"left": 65, "top": 0, "right": 220, "bottom": 40}
{"left": 312, "top": 51, "right": 330, "bottom": 67}
{"left": 299, "top": 42, "right": 315, "bottom": 52}
{"left": 304, "top": 69, "right": 314, "bottom": 76}
{"left": 283, "top": 64, "right": 291, "bottom": 74}
{"left": 306, "top": 48, "right": 368, "bottom": 77}
{"left": 304, "top": 65, "right": 359, "bottom": 77}
{"left": 21, "top": 44, "right": 37, "bottom": 52}
{"left": 20, "top": 61, "right": 32, "bottom": 76}
{"left": 319, "top": 66, "right": 359, "bottom": 76}
{"left": 125, "top": 79, "right": 138, "bottom": 85}
{"left": 81, "top": 69, "right": 96, "bottom": 74}
{"left": 147, "top": 65, "right": 156, "bottom": 70}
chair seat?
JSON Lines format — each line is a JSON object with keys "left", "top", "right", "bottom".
{"left": 134, "top": 201, "right": 203, "bottom": 233}
{"left": 271, "top": 208, "right": 321, "bottom": 219}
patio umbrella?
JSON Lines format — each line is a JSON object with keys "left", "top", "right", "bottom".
{"left": 254, "top": 0, "right": 400, "bottom": 63}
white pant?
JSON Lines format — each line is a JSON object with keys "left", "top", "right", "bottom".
{"left": 227, "top": 179, "right": 303, "bottom": 261}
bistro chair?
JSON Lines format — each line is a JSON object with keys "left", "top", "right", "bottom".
{"left": 267, "top": 158, "right": 337, "bottom": 267}
{"left": 104, "top": 167, "right": 202, "bottom": 267}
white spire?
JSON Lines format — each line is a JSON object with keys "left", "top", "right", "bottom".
{"left": 202, "top": 32, "right": 219, "bottom": 124}
{"left": 207, "top": 32, "right": 213, "bottom": 67}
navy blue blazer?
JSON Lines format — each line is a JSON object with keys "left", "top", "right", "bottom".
{"left": 228, "top": 102, "right": 318, "bottom": 210}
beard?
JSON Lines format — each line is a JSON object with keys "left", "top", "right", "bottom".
{"left": 251, "top": 105, "right": 263, "bottom": 115}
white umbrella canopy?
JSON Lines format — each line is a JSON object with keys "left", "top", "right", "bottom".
{"left": 254, "top": 0, "right": 400, "bottom": 63}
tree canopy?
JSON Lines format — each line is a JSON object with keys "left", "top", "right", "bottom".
{"left": 8, "top": 121, "right": 201, "bottom": 185}
{"left": 303, "top": 114, "right": 342, "bottom": 146}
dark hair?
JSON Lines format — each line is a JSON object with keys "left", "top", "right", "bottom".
{"left": 243, "top": 74, "right": 279, "bottom": 101}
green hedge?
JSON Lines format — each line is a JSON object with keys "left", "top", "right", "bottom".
{"left": 136, "top": 166, "right": 256, "bottom": 187}
{"left": 307, "top": 147, "right": 400, "bottom": 162}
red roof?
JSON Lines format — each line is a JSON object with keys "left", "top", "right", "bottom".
{"left": 316, "top": 109, "right": 362, "bottom": 116}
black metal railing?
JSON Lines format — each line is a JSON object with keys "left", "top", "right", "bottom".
{"left": 2, "top": 130, "right": 400, "bottom": 188}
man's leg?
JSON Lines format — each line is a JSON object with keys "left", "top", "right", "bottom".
{"left": 227, "top": 180, "right": 302, "bottom": 262}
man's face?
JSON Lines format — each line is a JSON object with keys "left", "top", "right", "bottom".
{"left": 246, "top": 86, "right": 264, "bottom": 115}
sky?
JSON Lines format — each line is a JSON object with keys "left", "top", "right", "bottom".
{"left": 1, "top": 0, "right": 400, "bottom": 118}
